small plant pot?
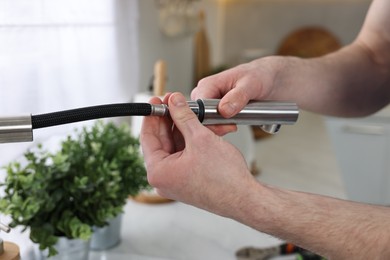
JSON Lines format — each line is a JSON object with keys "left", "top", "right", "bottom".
{"left": 40, "top": 237, "right": 90, "bottom": 260}
{"left": 90, "top": 214, "right": 123, "bottom": 250}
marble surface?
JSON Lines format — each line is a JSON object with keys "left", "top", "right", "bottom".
{"left": 0, "top": 199, "right": 282, "bottom": 260}
{"left": 90, "top": 200, "right": 281, "bottom": 260}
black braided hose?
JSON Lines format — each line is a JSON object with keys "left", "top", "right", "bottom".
{"left": 31, "top": 103, "right": 152, "bottom": 129}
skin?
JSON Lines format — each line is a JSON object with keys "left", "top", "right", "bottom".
{"left": 141, "top": 0, "right": 390, "bottom": 258}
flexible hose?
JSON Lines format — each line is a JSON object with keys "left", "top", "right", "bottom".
{"left": 0, "top": 100, "right": 300, "bottom": 143}
{"left": 31, "top": 103, "right": 152, "bottom": 129}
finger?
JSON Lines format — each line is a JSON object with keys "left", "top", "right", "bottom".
{"left": 164, "top": 93, "right": 185, "bottom": 151}
{"left": 194, "top": 80, "right": 252, "bottom": 119}
{"left": 162, "top": 92, "right": 172, "bottom": 103}
{"left": 140, "top": 97, "right": 171, "bottom": 165}
{"left": 191, "top": 79, "right": 221, "bottom": 100}
{"left": 152, "top": 96, "right": 176, "bottom": 152}
{"left": 172, "top": 125, "right": 185, "bottom": 152}
{"left": 218, "top": 86, "right": 251, "bottom": 118}
{"left": 168, "top": 93, "right": 236, "bottom": 138}
{"left": 191, "top": 71, "right": 246, "bottom": 118}
{"left": 206, "top": 124, "right": 237, "bottom": 136}
{"left": 191, "top": 70, "right": 235, "bottom": 100}
{"left": 168, "top": 92, "right": 204, "bottom": 141}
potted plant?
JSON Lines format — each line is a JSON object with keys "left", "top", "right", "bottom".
{"left": 0, "top": 120, "right": 149, "bottom": 258}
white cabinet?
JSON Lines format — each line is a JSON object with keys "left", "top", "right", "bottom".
{"left": 326, "top": 111, "right": 390, "bottom": 205}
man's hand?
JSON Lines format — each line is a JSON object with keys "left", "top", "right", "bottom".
{"left": 191, "top": 57, "right": 284, "bottom": 118}
{"left": 140, "top": 92, "right": 257, "bottom": 217}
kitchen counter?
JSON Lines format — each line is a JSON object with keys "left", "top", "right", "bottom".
{"left": 89, "top": 199, "right": 281, "bottom": 260}
{"left": 371, "top": 104, "right": 390, "bottom": 119}
{"left": 1, "top": 199, "right": 281, "bottom": 260}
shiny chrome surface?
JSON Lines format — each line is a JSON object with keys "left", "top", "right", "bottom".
{"left": 187, "top": 101, "right": 200, "bottom": 115}
{"left": 260, "top": 124, "right": 281, "bottom": 134}
{"left": 0, "top": 222, "right": 10, "bottom": 233}
{"left": 0, "top": 115, "right": 33, "bottom": 143}
{"left": 150, "top": 99, "right": 299, "bottom": 133}
{"left": 151, "top": 104, "right": 169, "bottom": 116}
{"left": 199, "top": 99, "right": 299, "bottom": 126}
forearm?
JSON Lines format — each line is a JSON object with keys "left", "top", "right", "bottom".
{"left": 270, "top": 42, "right": 390, "bottom": 117}
{"left": 233, "top": 181, "right": 390, "bottom": 259}
{"left": 270, "top": 0, "right": 390, "bottom": 117}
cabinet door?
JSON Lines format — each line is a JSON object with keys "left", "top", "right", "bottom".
{"left": 326, "top": 118, "right": 390, "bottom": 205}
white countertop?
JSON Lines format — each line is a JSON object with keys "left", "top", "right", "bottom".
{"left": 1, "top": 199, "right": 281, "bottom": 260}
{"left": 90, "top": 199, "right": 281, "bottom": 260}
{"left": 373, "top": 104, "right": 390, "bottom": 118}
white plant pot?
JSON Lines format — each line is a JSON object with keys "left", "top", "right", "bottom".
{"left": 40, "top": 237, "right": 90, "bottom": 260}
{"left": 90, "top": 214, "right": 123, "bottom": 250}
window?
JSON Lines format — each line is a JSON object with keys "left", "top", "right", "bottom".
{"left": 0, "top": 0, "right": 139, "bottom": 166}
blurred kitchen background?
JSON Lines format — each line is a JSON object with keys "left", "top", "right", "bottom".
{"left": 2, "top": 0, "right": 389, "bottom": 259}
{"left": 138, "top": 0, "right": 370, "bottom": 93}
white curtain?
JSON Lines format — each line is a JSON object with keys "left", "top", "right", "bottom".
{"left": 0, "top": 0, "right": 139, "bottom": 258}
{"left": 0, "top": 0, "right": 139, "bottom": 164}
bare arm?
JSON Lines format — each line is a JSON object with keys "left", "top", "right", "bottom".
{"left": 192, "top": 0, "right": 390, "bottom": 117}
{"left": 236, "top": 182, "right": 390, "bottom": 259}
{"left": 141, "top": 92, "right": 390, "bottom": 259}
{"left": 141, "top": 1, "right": 390, "bottom": 258}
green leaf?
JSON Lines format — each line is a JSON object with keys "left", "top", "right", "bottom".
{"left": 30, "top": 224, "right": 58, "bottom": 256}
{"left": 69, "top": 217, "right": 92, "bottom": 239}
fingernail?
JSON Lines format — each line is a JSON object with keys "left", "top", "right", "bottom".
{"left": 221, "top": 102, "right": 236, "bottom": 117}
{"left": 171, "top": 93, "right": 186, "bottom": 107}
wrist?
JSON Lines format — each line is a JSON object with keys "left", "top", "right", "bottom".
{"left": 251, "top": 55, "right": 296, "bottom": 100}
{"left": 228, "top": 178, "right": 278, "bottom": 230}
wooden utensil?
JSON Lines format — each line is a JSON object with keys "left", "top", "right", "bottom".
{"left": 193, "top": 10, "right": 210, "bottom": 87}
{"left": 1, "top": 242, "right": 20, "bottom": 260}
{"left": 153, "top": 60, "right": 167, "bottom": 97}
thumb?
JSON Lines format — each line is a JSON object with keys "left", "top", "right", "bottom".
{"left": 168, "top": 92, "right": 203, "bottom": 140}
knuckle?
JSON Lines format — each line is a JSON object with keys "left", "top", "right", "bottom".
{"left": 197, "top": 77, "right": 210, "bottom": 87}
{"left": 175, "top": 109, "right": 198, "bottom": 124}
{"left": 147, "top": 170, "right": 161, "bottom": 188}
{"left": 233, "top": 86, "right": 250, "bottom": 102}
